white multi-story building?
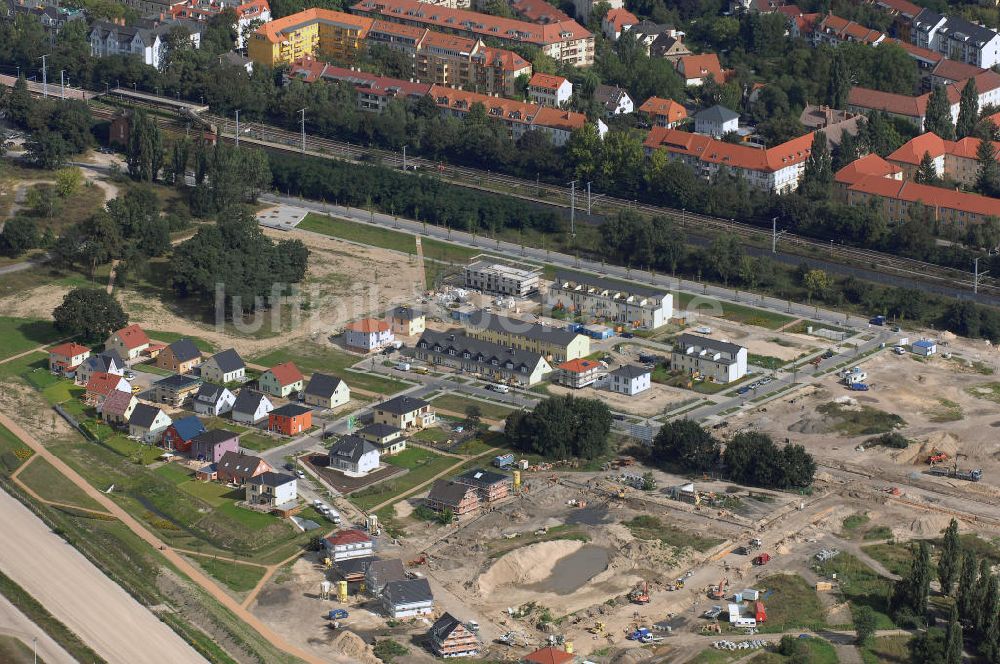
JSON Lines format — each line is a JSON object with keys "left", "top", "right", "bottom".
{"left": 323, "top": 529, "right": 374, "bottom": 561}
{"left": 464, "top": 260, "right": 541, "bottom": 296}
{"left": 89, "top": 19, "right": 202, "bottom": 70}
{"left": 912, "top": 9, "right": 1000, "bottom": 68}
{"left": 670, "top": 333, "right": 748, "bottom": 384}
{"left": 608, "top": 365, "right": 651, "bottom": 396}
{"left": 694, "top": 105, "right": 740, "bottom": 138}
{"left": 548, "top": 273, "right": 673, "bottom": 330}
{"left": 246, "top": 472, "right": 297, "bottom": 508}
{"left": 528, "top": 73, "right": 573, "bottom": 108}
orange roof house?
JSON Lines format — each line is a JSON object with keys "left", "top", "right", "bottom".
{"left": 85, "top": 372, "right": 130, "bottom": 405}
{"left": 638, "top": 97, "right": 687, "bottom": 127}
{"left": 602, "top": 7, "right": 638, "bottom": 39}
{"left": 259, "top": 362, "right": 305, "bottom": 398}
{"left": 557, "top": 358, "right": 604, "bottom": 388}
{"left": 48, "top": 342, "right": 91, "bottom": 374}
{"left": 523, "top": 646, "right": 574, "bottom": 664}
{"left": 676, "top": 53, "right": 730, "bottom": 85}
{"left": 886, "top": 132, "right": 1000, "bottom": 186}
{"left": 105, "top": 324, "right": 150, "bottom": 361}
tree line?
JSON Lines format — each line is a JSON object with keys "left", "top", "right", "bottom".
{"left": 504, "top": 395, "right": 613, "bottom": 460}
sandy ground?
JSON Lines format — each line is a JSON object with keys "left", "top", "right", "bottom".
{"left": 0, "top": 488, "right": 206, "bottom": 664}
{"left": 677, "top": 314, "right": 820, "bottom": 362}
{"left": 0, "top": 593, "right": 77, "bottom": 664}
{"left": 545, "top": 380, "right": 692, "bottom": 417}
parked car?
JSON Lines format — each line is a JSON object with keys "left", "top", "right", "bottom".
{"left": 295, "top": 470, "right": 305, "bottom": 479}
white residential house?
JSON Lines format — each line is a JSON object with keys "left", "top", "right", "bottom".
{"left": 912, "top": 9, "right": 1000, "bottom": 68}
{"left": 302, "top": 373, "right": 350, "bottom": 410}
{"left": 608, "top": 365, "right": 651, "bottom": 396}
{"left": 323, "top": 530, "right": 374, "bottom": 561}
{"left": 547, "top": 273, "right": 673, "bottom": 330}
{"left": 105, "top": 324, "right": 150, "bottom": 363}
{"left": 246, "top": 472, "right": 298, "bottom": 508}
{"left": 128, "top": 404, "right": 172, "bottom": 443}
{"left": 192, "top": 384, "right": 237, "bottom": 416}
{"left": 344, "top": 319, "right": 395, "bottom": 352}
{"left": 231, "top": 389, "right": 274, "bottom": 424}
{"left": 381, "top": 578, "right": 434, "bottom": 619}
{"left": 76, "top": 352, "right": 125, "bottom": 386}
{"left": 527, "top": 73, "right": 573, "bottom": 107}
{"left": 670, "top": 333, "right": 748, "bottom": 384}
{"left": 200, "top": 348, "right": 246, "bottom": 384}
{"left": 593, "top": 84, "right": 634, "bottom": 116}
{"left": 694, "top": 104, "right": 740, "bottom": 138}
{"left": 328, "top": 436, "right": 381, "bottom": 475}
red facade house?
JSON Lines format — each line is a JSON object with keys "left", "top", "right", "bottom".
{"left": 268, "top": 403, "right": 313, "bottom": 436}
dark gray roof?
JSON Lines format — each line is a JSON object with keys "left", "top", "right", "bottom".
{"left": 195, "top": 383, "right": 230, "bottom": 404}
{"left": 429, "top": 612, "right": 464, "bottom": 641}
{"left": 84, "top": 351, "right": 124, "bottom": 373}
{"left": 382, "top": 578, "right": 433, "bottom": 605}
{"left": 376, "top": 394, "right": 430, "bottom": 416}
{"left": 674, "top": 333, "right": 744, "bottom": 356}
{"left": 250, "top": 471, "right": 296, "bottom": 487}
{"left": 593, "top": 84, "right": 629, "bottom": 107}
{"left": 154, "top": 373, "right": 202, "bottom": 391}
{"left": 696, "top": 105, "right": 739, "bottom": 124}
{"left": 167, "top": 338, "right": 201, "bottom": 362}
{"left": 629, "top": 19, "right": 673, "bottom": 35}
{"left": 129, "top": 403, "right": 165, "bottom": 428}
{"left": 334, "top": 556, "right": 376, "bottom": 577}
{"left": 553, "top": 271, "right": 669, "bottom": 300}
{"left": 208, "top": 348, "right": 244, "bottom": 373}
{"left": 467, "top": 310, "right": 580, "bottom": 346}
{"left": 427, "top": 479, "right": 476, "bottom": 506}
{"left": 232, "top": 389, "right": 269, "bottom": 414}
{"left": 416, "top": 330, "right": 546, "bottom": 373}
{"left": 454, "top": 468, "right": 509, "bottom": 486}
{"left": 366, "top": 558, "right": 406, "bottom": 584}
{"left": 304, "top": 373, "right": 344, "bottom": 400}
{"left": 358, "top": 423, "right": 403, "bottom": 439}
{"left": 271, "top": 403, "right": 311, "bottom": 418}
{"left": 392, "top": 306, "right": 423, "bottom": 321}
{"left": 329, "top": 436, "right": 379, "bottom": 463}
{"left": 190, "top": 429, "right": 238, "bottom": 447}
{"left": 611, "top": 364, "right": 651, "bottom": 379}
{"left": 913, "top": 7, "right": 945, "bottom": 30}
{"left": 938, "top": 15, "right": 999, "bottom": 46}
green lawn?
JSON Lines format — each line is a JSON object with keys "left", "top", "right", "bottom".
{"left": 861, "top": 635, "right": 910, "bottom": 664}
{"left": 429, "top": 393, "right": 516, "bottom": 420}
{"left": 0, "top": 352, "right": 48, "bottom": 381}
{"left": 623, "top": 515, "right": 723, "bottom": 553}
{"left": 817, "top": 552, "right": 896, "bottom": 629}
{"left": 862, "top": 542, "right": 918, "bottom": 577}
{"left": 674, "top": 296, "right": 794, "bottom": 330}
{"left": 239, "top": 432, "right": 284, "bottom": 452}
{"left": 411, "top": 427, "right": 452, "bottom": 444}
{"left": 250, "top": 343, "right": 409, "bottom": 394}
{"left": 748, "top": 353, "right": 788, "bottom": 370}
{"left": 753, "top": 574, "right": 826, "bottom": 633}
{"left": 749, "top": 637, "right": 838, "bottom": 664}
{"left": 201, "top": 418, "right": 249, "bottom": 435}
{"left": 146, "top": 330, "right": 216, "bottom": 353}
{"left": 215, "top": 501, "right": 279, "bottom": 530}
{"left": 0, "top": 316, "right": 63, "bottom": 361}
{"left": 0, "top": 636, "right": 37, "bottom": 664}
{"left": 98, "top": 433, "right": 164, "bottom": 465}
{"left": 193, "top": 555, "right": 267, "bottom": 593}
{"left": 0, "top": 422, "right": 33, "bottom": 473}
{"left": 816, "top": 402, "right": 905, "bottom": 436}
{"left": 349, "top": 447, "right": 456, "bottom": 510}
{"left": 180, "top": 480, "right": 239, "bottom": 507}
{"left": 133, "top": 363, "right": 174, "bottom": 377}
{"left": 841, "top": 513, "right": 871, "bottom": 538}
{"left": 16, "top": 457, "right": 105, "bottom": 511}
{"left": 154, "top": 462, "right": 195, "bottom": 485}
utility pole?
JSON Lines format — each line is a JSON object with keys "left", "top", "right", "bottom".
{"left": 568, "top": 180, "right": 577, "bottom": 237}
{"left": 403, "top": 145, "right": 407, "bottom": 171}
{"left": 974, "top": 257, "right": 989, "bottom": 294}
{"left": 298, "top": 108, "right": 307, "bottom": 154}
{"left": 235, "top": 109, "right": 240, "bottom": 147}
{"left": 771, "top": 216, "right": 786, "bottom": 253}
{"left": 60, "top": 69, "right": 65, "bottom": 98}
{"left": 586, "top": 181, "right": 591, "bottom": 215}
{"left": 39, "top": 54, "right": 49, "bottom": 97}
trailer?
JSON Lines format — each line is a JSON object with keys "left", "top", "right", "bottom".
{"left": 927, "top": 466, "right": 983, "bottom": 482}
{"left": 849, "top": 383, "right": 870, "bottom": 391}
{"left": 493, "top": 453, "right": 515, "bottom": 469}
{"left": 752, "top": 553, "right": 771, "bottom": 566}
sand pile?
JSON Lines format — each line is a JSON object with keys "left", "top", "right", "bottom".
{"left": 331, "top": 631, "right": 379, "bottom": 664}
{"left": 895, "top": 432, "right": 961, "bottom": 465}
{"left": 901, "top": 514, "right": 952, "bottom": 538}
{"left": 476, "top": 540, "right": 585, "bottom": 595}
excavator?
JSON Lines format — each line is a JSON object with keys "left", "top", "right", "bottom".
{"left": 629, "top": 580, "right": 651, "bottom": 604}
{"left": 709, "top": 577, "right": 729, "bottom": 600}
{"left": 926, "top": 449, "right": 949, "bottom": 464}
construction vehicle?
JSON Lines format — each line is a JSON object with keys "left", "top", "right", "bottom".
{"left": 701, "top": 622, "right": 722, "bottom": 634}
{"left": 407, "top": 553, "right": 428, "bottom": 567}
{"left": 927, "top": 450, "right": 949, "bottom": 464}
{"left": 849, "top": 383, "right": 870, "bottom": 391}
{"left": 587, "top": 622, "right": 606, "bottom": 636}
{"left": 753, "top": 553, "right": 771, "bottom": 566}
{"left": 710, "top": 577, "right": 730, "bottom": 600}
{"left": 928, "top": 463, "right": 983, "bottom": 482}
{"left": 626, "top": 628, "right": 651, "bottom": 641}
{"left": 630, "top": 581, "right": 651, "bottom": 604}
{"left": 327, "top": 609, "right": 349, "bottom": 620}
{"left": 703, "top": 606, "right": 724, "bottom": 619}
{"left": 497, "top": 631, "right": 529, "bottom": 647}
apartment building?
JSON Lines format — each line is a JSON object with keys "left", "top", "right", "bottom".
{"left": 810, "top": 13, "right": 885, "bottom": 46}
{"left": 89, "top": 18, "right": 202, "bottom": 69}
{"left": 643, "top": 127, "right": 815, "bottom": 194}
{"left": 288, "top": 58, "right": 433, "bottom": 111}
{"left": 843, "top": 175, "right": 1000, "bottom": 228}
{"left": 414, "top": 330, "right": 553, "bottom": 386}
{"left": 248, "top": 8, "right": 373, "bottom": 67}
{"left": 601, "top": 7, "right": 637, "bottom": 40}
{"left": 350, "top": 0, "right": 594, "bottom": 66}
{"left": 527, "top": 73, "right": 572, "bottom": 107}
{"left": 670, "top": 333, "right": 748, "bottom": 384}
{"left": 169, "top": 0, "right": 271, "bottom": 48}
{"left": 464, "top": 310, "right": 591, "bottom": 363}
{"left": 547, "top": 272, "right": 673, "bottom": 330}
{"left": 887, "top": 132, "right": 1000, "bottom": 187}
{"left": 847, "top": 71, "right": 1000, "bottom": 131}
{"left": 912, "top": 9, "right": 1000, "bottom": 68}
{"left": 464, "top": 260, "right": 540, "bottom": 296}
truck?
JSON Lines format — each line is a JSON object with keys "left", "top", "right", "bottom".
{"left": 841, "top": 368, "right": 867, "bottom": 385}
{"left": 753, "top": 553, "right": 771, "bottom": 566}
{"left": 488, "top": 383, "right": 510, "bottom": 394}
{"left": 395, "top": 362, "right": 411, "bottom": 371}
{"left": 328, "top": 609, "right": 349, "bottom": 620}
{"left": 849, "top": 383, "right": 870, "bottom": 391}
{"left": 928, "top": 466, "right": 982, "bottom": 482}
{"left": 627, "top": 628, "right": 651, "bottom": 641}
{"left": 493, "top": 453, "right": 515, "bottom": 469}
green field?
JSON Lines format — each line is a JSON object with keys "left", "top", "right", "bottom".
{"left": 0, "top": 316, "right": 62, "bottom": 361}
{"left": 16, "top": 457, "right": 105, "bottom": 511}
{"left": 250, "top": 343, "right": 410, "bottom": 394}
{"left": 0, "top": 352, "right": 48, "bottom": 381}
{"left": 180, "top": 480, "right": 240, "bottom": 507}
{"left": 133, "top": 363, "right": 174, "bottom": 377}
{"left": 146, "top": 330, "right": 216, "bottom": 353}
{"left": 861, "top": 635, "right": 910, "bottom": 664}
{"left": 748, "top": 637, "right": 838, "bottom": 664}
{"left": 0, "top": 422, "right": 33, "bottom": 473}
{"left": 238, "top": 432, "right": 284, "bottom": 452}
{"left": 817, "top": 552, "right": 895, "bottom": 629}
{"left": 429, "top": 393, "right": 516, "bottom": 420}
{"left": 193, "top": 555, "right": 267, "bottom": 593}
{"left": 753, "top": 574, "right": 826, "bottom": 633}
{"left": 349, "top": 447, "right": 456, "bottom": 510}
{"left": 623, "top": 515, "right": 723, "bottom": 553}
{"left": 154, "top": 462, "right": 194, "bottom": 485}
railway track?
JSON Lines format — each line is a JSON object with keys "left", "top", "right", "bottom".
{"left": 70, "top": 89, "right": 1000, "bottom": 297}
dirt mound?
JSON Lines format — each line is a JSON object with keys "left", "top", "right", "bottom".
{"left": 330, "top": 631, "right": 379, "bottom": 664}
{"left": 900, "top": 514, "right": 952, "bottom": 538}
{"left": 895, "top": 432, "right": 961, "bottom": 465}
{"left": 476, "top": 540, "right": 585, "bottom": 595}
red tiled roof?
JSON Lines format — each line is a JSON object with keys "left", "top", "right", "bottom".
{"left": 644, "top": 128, "right": 815, "bottom": 173}
{"left": 523, "top": 647, "right": 574, "bottom": 664}
{"left": 887, "top": 132, "right": 1000, "bottom": 165}
{"left": 347, "top": 318, "right": 391, "bottom": 333}
{"left": 478, "top": 45, "right": 531, "bottom": 72}
{"left": 113, "top": 324, "right": 150, "bottom": 350}
{"left": 86, "top": 372, "right": 125, "bottom": 397}
{"left": 875, "top": 0, "right": 920, "bottom": 17}
{"left": 267, "top": 362, "right": 304, "bottom": 386}
{"left": 325, "top": 529, "right": 372, "bottom": 545}
{"left": 289, "top": 57, "right": 435, "bottom": 97}
{"left": 793, "top": 12, "right": 820, "bottom": 34}
{"left": 677, "top": 53, "right": 724, "bottom": 81}
{"left": 834, "top": 154, "right": 902, "bottom": 185}
{"left": 351, "top": 0, "right": 591, "bottom": 46}
{"left": 930, "top": 58, "right": 986, "bottom": 83}
{"left": 987, "top": 111, "right": 1000, "bottom": 128}
{"left": 101, "top": 389, "right": 135, "bottom": 416}
{"left": 428, "top": 85, "right": 590, "bottom": 132}
{"left": 254, "top": 8, "right": 373, "bottom": 44}
{"left": 558, "top": 358, "right": 600, "bottom": 373}
{"left": 371, "top": 18, "right": 427, "bottom": 41}
{"left": 511, "top": 0, "right": 572, "bottom": 24}
{"left": 847, "top": 86, "right": 927, "bottom": 118}
{"left": 603, "top": 7, "right": 638, "bottom": 32}
{"left": 533, "top": 106, "right": 585, "bottom": 131}
{"left": 816, "top": 14, "right": 884, "bottom": 44}
{"left": 49, "top": 342, "right": 90, "bottom": 357}
{"left": 775, "top": 4, "right": 802, "bottom": 18}
{"left": 889, "top": 38, "right": 942, "bottom": 65}
{"left": 638, "top": 96, "right": 687, "bottom": 122}
{"left": 849, "top": 175, "right": 1000, "bottom": 217}
{"left": 529, "top": 72, "right": 568, "bottom": 90}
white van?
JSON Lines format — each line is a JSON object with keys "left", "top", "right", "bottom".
{"left": 490, "top": 384, "right": 510, "bottom": 394}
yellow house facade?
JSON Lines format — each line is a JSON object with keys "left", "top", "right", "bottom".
{"left": 248, "top": 9, "right": 373, "bottom": 68}
{"left": 465, "top": 310, "right": 590, "bottom": 363}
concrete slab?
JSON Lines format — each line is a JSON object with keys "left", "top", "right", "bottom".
{"left": 257, "top": 205, "right": 308, "bottom": 231}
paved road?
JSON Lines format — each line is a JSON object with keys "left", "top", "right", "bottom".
{"left": 0, "top": 488, "right": 206, "bottom": 664}
{"left": 0, "top": 593, "right": 77, "bottom": 664}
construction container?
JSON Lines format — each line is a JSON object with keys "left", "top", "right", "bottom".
{"left": 565, "top": 642, "right": 573, "bottom": 654}
{"left": 815, "top": 582, "right": 833, "bottom": 591}
{"left": 513, "top": 470, "right": 521, "bottom": 490}
{"left": 494, "top": 453, "right": 515, "bottom": 469}
{"left": 337, "top": 581, "right": 348, "bottom": 602}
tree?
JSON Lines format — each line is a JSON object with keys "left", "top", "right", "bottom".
{"left": 976, "top": 137, "right": 1000, "bottom": 198}
{"left": 957, "top": 551, "right": 979, "bottom": 621}
{"left": 979, "top": 572, "right": 1000, "bottom": 662}
{"left": 55, "top": 167, "right": 83, "bottom": 197}
{"left": 890, "top": 540, "right": 931, "bottom": 624}
{"left": 957, "top": 76, "right": 979, "bottom": 139}
{"left": 925, "top": 85, "right": 956, "bottom": 140}
{"left": 52, "top": 288, "right": 128, "bottom": 342}
{"left": 801, "top": 131, "right": 833, "bottom": 198}
{"left": 802, "top": 269, "right": 831, "bottom": 303}
{"left": 909, "top": 628, "right": 947, "bottom": 664}
{"left": 944, "top": 604, "right": 962, "bottom": 664}
{"left": 126, "top": 109, "right": 164, "bottom": 182}
{"left": 504, "top": 395, "right": 612, "bottom": 460}
{"left": 707, "top": 235, "right": 743, "bottom": 286}
{"left": 464, "top": 404, "right": 482, "bottom": 427}
{"left": 24, "top": 130, "right": 69, "bottom": 169}
{"left": 915, "top": 151, "right": 940, "bottom": 185}
{"left": 0, "top": 217, "right": 39, "bottom": 257}
{"left": 853, "top": 605, "right": 877, "bottom": 646}
{"left": 651, "top": 419, "right": 720, "bottom": 472}
{"left": 722, "top": 431, "right": 815, "bottom": 489}
{"left": 938, "top": 518, "right": 960, "bottom": 595}
{"left": 827, "top": 51, "right": 849, "bottom": 109}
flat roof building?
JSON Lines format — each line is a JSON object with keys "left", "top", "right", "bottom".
{"left": 464, "top": 260, "right": 541, "bottom": 296}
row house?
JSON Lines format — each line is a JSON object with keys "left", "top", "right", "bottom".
{"left": 887, "top": 132, "right": 1000, "bottom": 187}
{"left": 809, "top": 14, "right": 885, "bottom": 47}
{"left": 414, "top": 330, "right": 552, "bottom": 386}
{"left": 643, "top": 127, "right": 815, "bottom": 194}
{"left": 4, "top": 1, "right": 85, "bottom": 39}
{"left": 288, "top": 58, "right": 434, "bottom": 112}
{"left": 671, "top": 333, "right": 749, "bottom": 384}
{"left": 464, "top": 309, "right": 590, "bottom": 363}
{"left": 89, "top": 18, "right": 203, "bottom": 70}
{"left": 547, "top": 272, "right": 674, "bottom": 330}
{"left": 349, "top": 0, "right": 594, "bottom": 66}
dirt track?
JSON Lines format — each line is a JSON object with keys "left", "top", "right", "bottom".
{"left": 0, "top": 488, "right": 206, "bottom": 664}
{"left": 0, "top": 594, "right": 77, "bottom": 664}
